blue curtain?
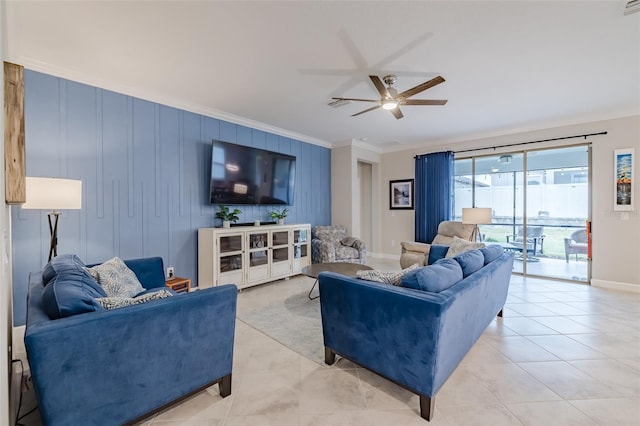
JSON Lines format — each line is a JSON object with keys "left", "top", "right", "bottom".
{"left": 414, "top": 151, "right": 454, "bottom": 243}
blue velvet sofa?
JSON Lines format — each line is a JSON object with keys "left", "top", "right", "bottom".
{"left": 319, "top": 247, "right": 514, "bottom": 421}
{"left": 24, "top": 255, "right": 237, "bottom": 426}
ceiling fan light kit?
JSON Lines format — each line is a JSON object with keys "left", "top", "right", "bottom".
{"left": 331, "top": 74, "right": 448, "bottom": 119}
{"left": 382, "top": 100, "right": 398, "bottom": 110}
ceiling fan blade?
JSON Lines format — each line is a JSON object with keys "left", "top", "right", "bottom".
{"left": 351, "top": 105, "right": 381, "bottom": 117}
{"left": 369, "top": 75, "right": 389, "bottom": 98}
{"left": 403, "top": 99, "right": 448, "bottom": 106}
{"left": 391, "top": 107, "right": 404, "bottom": 120}
{"left": 398, "top": 76, "right": 445, "bottom": 99}
{"left": 331, "top": 97, "right": 380, "bottom": 103}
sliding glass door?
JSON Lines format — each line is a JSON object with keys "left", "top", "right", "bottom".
{"left": 454, "top": 145, "right": 590, "bottom": 282}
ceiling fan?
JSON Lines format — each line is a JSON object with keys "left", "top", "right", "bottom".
{"left": 332, "top": 74, "right": 447, "bottom": 119}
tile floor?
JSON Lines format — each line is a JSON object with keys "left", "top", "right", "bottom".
{"left": 15, "top": 258, "right": 640, "bottom": 425}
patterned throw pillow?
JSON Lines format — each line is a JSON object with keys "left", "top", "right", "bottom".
{"left": 96, "top": 288, "right": 174, "bottom": 310}
{"left": 356, "top": 263, "right": 421, "bottom": 286}
{"left": 444, "top": 236, "right": 485, "bottom": 258}
{"left": 87, "top": 257, "right": 145, "bottom": 298}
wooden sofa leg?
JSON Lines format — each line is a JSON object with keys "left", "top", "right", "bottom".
{"left": 219, "top": 374, "right": 232, "bottom": 398}
{"left": 419, "top": 395, "right": 435, "bottom": 421}
{"left": 325, "top": 347, "right": 336, "bottom": 365}
{"left": 497, "top": 308, "right": 503, "bottom": 317}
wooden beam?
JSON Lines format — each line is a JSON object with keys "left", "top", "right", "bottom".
{"left": 4, "top": 61, "right": 26, "bottom": 204}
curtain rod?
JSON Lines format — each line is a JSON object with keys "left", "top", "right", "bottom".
{"left": 453, "top": 131, "right": 607, "bottom": 154}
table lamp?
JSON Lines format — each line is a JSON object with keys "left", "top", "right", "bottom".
{"left": 462, "top": 207, "right": 492, "bottom": 242}
{"left": 22, "top": 177, "right": 82, "bottom": 261}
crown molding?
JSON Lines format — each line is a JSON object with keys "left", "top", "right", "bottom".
{"left": 380, "top": 109, "right": 640, "bottom": 154}
{"left": 15, "top": 57, "right": 334, "bottom": 150}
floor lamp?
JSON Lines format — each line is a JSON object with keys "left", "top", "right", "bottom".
{"left": 462, "top": 207, "right": 492, "bottom": 242}
{"left": 22, "top": 177, "right": 83, "bottom": 262}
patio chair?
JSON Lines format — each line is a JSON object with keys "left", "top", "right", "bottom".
{"left": 564, "top": 229, "right": 588, "bottom": 262}
{"left": 506, "top": 226, "right": 545, "bottom": 256}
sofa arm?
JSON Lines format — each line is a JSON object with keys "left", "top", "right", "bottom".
{"left": 319, "top": 272, "right": 447, "bottom": 398}
{"left": 401, "top": 241, "right": 431, "bottom": 254}
{"left": 311, "top": 239, "right": 336, "bottom": 263}
{"left": 25, "top": 285, "right": 237, "bottom": 426}
{"left": 400, "top": 241, "right": 431, "bottom": 268}
{"left": 351, "top": 239, "right": 367, "bottom": 264}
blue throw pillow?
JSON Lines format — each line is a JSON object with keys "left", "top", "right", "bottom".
{"left": 480, "top": 245, "right": 504, "bottom": 265}
{"left": 427, "top": 245, "right": 449, "bottom": 265}
{"left": 42, "top": 256, "right": 107, "bottom": 319}
{"left": 42, "top": 254, "right": 86, "bottom": 286}
{"left": 400, "top": 259, "right": 463, "bottom": 292}
{"left": 451, "top": 249, "right": 485, "bottom": 278}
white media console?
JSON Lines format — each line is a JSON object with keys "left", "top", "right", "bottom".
{"left": 198, "top": 223, "right": 311, "bottom": 290}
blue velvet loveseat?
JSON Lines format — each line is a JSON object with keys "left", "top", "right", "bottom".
{"left": 24, "top": 255, "right": 237, "bottom": 426}
{"left": 319, "top": 246, "right": 514, "bottom": 421}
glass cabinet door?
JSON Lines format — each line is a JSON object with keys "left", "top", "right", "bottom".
{"left": 217, "top": 233, "right": 244, "bottom": 274}
{"left": 294, "top": 228, "right": 308, "bottom": 244}
{"left": 219, "top": 234, "right": 243, "bottom": 253}
{"left": 293, "top": 244, "right": 308, "bottom": 260}
{"left": 273, "top": 247, "right": 289, "bottom": 263}
{"left": 219, "top": 254, "right": 243, "bottom": 273}
{"left": 248, "top": 232, "right": 269, "bottom": 267}
{"left": 272, "top": 231, "right": 289, "bottom": 246}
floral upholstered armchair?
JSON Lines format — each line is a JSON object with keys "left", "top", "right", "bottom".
{"left": 311, "top": 225, "right": 367, "bottom": 264}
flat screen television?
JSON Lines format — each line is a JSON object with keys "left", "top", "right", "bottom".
{"left": 209, "top": 140, "right": 296, "bottom": 205}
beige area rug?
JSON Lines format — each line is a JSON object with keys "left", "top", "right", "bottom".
{"left": 237, "top": 289, "right": 325, "bottom": 364}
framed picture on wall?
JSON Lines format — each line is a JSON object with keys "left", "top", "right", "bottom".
{"left": 389, "top": 179, "right": 414, "bottom": 210}
{"left": 614, "top": 148, "right": 634, "bottom": 211}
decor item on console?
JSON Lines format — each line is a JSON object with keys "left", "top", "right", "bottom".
{"left": 215, "top": 205, "right": 242, "bottom": 228}
{"left": 311, "top": 225, "right": 366, "bottom": 264}
{"left": 269, "top": 207, "right": 289, "bottom": 224}
{"left": 21, "top": 176, "right": 82, "bottom": 261}
{"left": 400, "top": 221, "right": 475, "bottom": 268}
{"left": 24, "top": 254, "right": 237, "bottom": 426}
{"left": 319, "top": 245, "right": 514, "bottom": 421}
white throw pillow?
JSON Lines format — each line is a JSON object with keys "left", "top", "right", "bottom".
{"left": 88, "top": 257, "right": 145, "bottom": 298}
{"left": 356, "top": 263, "right": 421, "bottom": 286}
{"left": 96, "top": 288, "right": 174, "bottom": 310}
{"left": 445, "top": 236, "right": 485, "bottom": 258}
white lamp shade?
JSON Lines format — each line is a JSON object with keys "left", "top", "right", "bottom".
{"left": 462, "top": 207, "right": 492, "bottom": 224}
{"left": 22, "top": 177, "right": 82, "bottom": 210}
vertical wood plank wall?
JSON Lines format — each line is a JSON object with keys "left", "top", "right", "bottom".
{"left": 11, "top": 70, "right": 331, "bottom": 325}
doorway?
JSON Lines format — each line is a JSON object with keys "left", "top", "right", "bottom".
{"left": 454, "top": 145, "right": 591, "bottom": 282}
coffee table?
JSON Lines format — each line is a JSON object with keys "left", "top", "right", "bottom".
{"left": 302, "top": 262, "right": 373, "bottom": 300}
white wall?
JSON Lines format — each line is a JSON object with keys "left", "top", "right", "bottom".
{"left": 331, "top": 142, "right": 382, "bottom": 252}
{"left": 358, "top": 161, "right": 372, "bottom": 249}
{"left": 378, "top": 115, "right": 640, "bottom": 288}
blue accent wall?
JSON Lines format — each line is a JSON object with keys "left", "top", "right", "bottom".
{"left": 12, "top": 70, "right": 331, "bottom": 325}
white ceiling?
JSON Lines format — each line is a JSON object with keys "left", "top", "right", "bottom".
{"left": 5, "top": 1, "right": 640, "bottom": 151}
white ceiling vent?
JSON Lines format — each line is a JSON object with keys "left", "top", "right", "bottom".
{"left": 625, "top": 0, "right": 640, "bottom": 15}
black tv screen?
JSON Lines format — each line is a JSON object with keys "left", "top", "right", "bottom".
{"left": 209, "top": 140, "right": 296, "bottom": 205}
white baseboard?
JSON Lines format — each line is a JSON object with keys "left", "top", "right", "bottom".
{"left": 10, "top": 359, "right": 22, "bottom": 423}
{"left": 10, "top": 324, "right": 29, "bottom": 424}
{"left": 591, "top": 279, "right": 640, "bottom": 293}
{"left": 368, "top": 252, "right": 400, "bottom": 260}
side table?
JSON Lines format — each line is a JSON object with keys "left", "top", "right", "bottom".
{"left": 165, "top": 277, "right": 191, "bottom": 294}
